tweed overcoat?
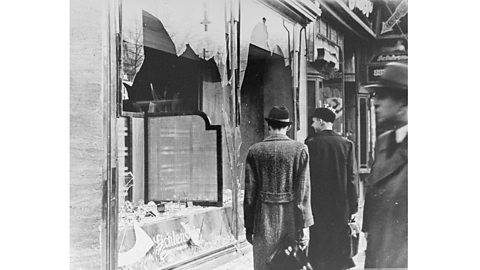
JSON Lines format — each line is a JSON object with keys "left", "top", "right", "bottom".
{"left": 244, "top": 133, "right": 314, "bottom": 270}
{"left": 305, "top": 130, "right": 358, "bottom": 269}
{"left": 363, "top": 130, "right": 408, "bottom": 269}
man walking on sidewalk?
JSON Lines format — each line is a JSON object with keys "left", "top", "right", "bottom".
{"left": 243, "top": 106, "right": 314, "bottom": 270}
{"left": 362, "top": 62, "right": 408, "bottom": 269}
{"left": 305, "top": 107, "right": 359, "bottom": 270}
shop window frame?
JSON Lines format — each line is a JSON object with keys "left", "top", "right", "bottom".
{"left": 115, "top": 0, "right": 227, "bottom": 206}
{"left": 306, "top": 76, "right": 324, "bottom": 137}
{"left": 357, "top": 93, "right": 373, "bottom": 174}
{"left": 124, "top": 110, "right": 224, "bottom": 207}
{"left": 109, "top": 2, "right": 239, "bottom": 270}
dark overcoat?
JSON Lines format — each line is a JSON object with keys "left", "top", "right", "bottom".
{"left": 305, "top": 130, "right": 358, "bottom": 269}
{"left": 363, "top": 130, "right": 408, "bottom": 269}
{"left": 244, "top": 133, "right": 314, "bottom": 270}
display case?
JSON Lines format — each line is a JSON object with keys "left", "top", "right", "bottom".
{"left": 116, "top": 111, "right": 242, "bottom": 269}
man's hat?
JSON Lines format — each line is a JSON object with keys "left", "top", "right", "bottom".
{"left": 365, "top": 62, "right": 408, "bottom": 92}
{"left": 265, "top": 106, "right": 293, "bottom": 125}
{"left": 312, "top": 107, "right": 336, "bottom": 123}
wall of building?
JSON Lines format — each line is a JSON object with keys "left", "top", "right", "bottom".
{"left": 70, "top": 0, "right": 105, "bottom": 269}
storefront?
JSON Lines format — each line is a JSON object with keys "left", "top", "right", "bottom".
{"left": 116, "top": 0, "right": 322, "bottom": 268}
{"left": 306, "top": 15, "right": 346, "bottom": 137}
{"left": 238, "top": 0, "right": 321, "bottom": 166}
{"left": 302, "top": 0, "right": 407, "bottom": 184}
{"left": 364, "top": 0, "right": 408, "bottom": 137}
{"left": 305, "top": 0, "right": 408, "bottom": 187}
{"left": 70, "top": 0, "right": 321, "bottom": 269}
{"left": 305, "top": 0, "right": 378, "bottom": 184}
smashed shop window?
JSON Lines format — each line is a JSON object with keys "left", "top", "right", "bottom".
{"left": 237, "top": 0, "right": 296, "bottom": 161}
{"left": 121, "top": 2, "right": 229, "bottom": 116}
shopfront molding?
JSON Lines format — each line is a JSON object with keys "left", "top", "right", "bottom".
{"left": 175, "top": 241, "right": 252, "bottom": 270}
{"left": 102, "top": 0, "right": 121, "bottom": 269}
{"left": 261, "top": 0, "right": 322, "bottom": 24}
{"left": 334, "top": 0, "right": 375, "bottom": 35}
{"left": 317, "top": 0, "right": 376, "bottom": 40}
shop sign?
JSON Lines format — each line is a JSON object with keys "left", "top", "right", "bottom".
{"left": 368, "top": 51, "right": 407, "bottom": 82}
{"left": 118, "top": 208, "right": 234, "bottom": 269}
{"left": 372, "top": 52, "right": 408, "bottom": 63}
{"left": 346, "top": 0, "right": 373, "bottom": 17}
{"left": 152, "top": 228, "right": 191, "bottom": 251}
{"left": 119, "top": 224, "right": 195, "bottom": 269}
{"left": 367, "top": 65, "right": 386, "bottom": 82}
{"left": 381, "top": 0, "right": 408, "bottom": 35}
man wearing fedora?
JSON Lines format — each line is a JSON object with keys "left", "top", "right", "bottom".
{"left": 244, "top": 106, "right": 314, "bottom": 270}
{"left": 305, "top": 107, "right": 358, "bottom": 270}
{"left": 362, "top": 62, "right": 408, "bottom": 269}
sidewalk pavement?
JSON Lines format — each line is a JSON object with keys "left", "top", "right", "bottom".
{"left": 212, "top": 233, "right": 366, "bottom": 270}
{"left": 213, "top": 205, "right": 367, "bottom": 270}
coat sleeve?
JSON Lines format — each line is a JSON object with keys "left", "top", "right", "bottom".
{"left": 362, "top": 165, "right": 374, "bottom": 232}
{"left": 362, "top": 134, "right": 388, "bottom": 232}
{"left": 294, "top": 147, "right": 314, "bottom": 229}
{"left": 243, "top": 151, "right": 258, "bottom": 235}
{"left": 362, "top": 191, "right": 371, "bottom": 232}
{"left": 347, "top": 140, "right": 359, "bottom": 217}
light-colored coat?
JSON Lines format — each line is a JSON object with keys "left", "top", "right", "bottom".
{"left": 363, "top": 130, "right": 408, "bottom": 269}
{"left": 244, "top": 134, "right": 314, "bottom": 270}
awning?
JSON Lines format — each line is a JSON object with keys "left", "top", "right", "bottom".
{"left": 307, "top": 61, "right": 322, "bottom": 76}
{"left": 314, "top": 39, "right": 339, "bottom": 70}
{"left": 317, "top": 48, "right": 339, "bottom": 69}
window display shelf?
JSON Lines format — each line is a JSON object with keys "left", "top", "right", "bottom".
{"left": 118, "top": 206, "right": 236, "bottom": 270}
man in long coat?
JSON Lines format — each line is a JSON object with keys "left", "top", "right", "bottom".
{"left": 363, "top": 62, "right": 408, "bottom": 269}
{"left": 244, "top": 106, "right": 314, "bottom": 270}
{"left": 305, "top": 107, "right": 358, "bottom": 270}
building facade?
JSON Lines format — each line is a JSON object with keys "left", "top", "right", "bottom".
{"left": 71, "top": 0, "right": 321, "bottom": 269}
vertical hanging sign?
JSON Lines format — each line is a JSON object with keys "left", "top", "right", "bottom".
{"left": 381, "top": 0, "right": 408, "bottom": 35}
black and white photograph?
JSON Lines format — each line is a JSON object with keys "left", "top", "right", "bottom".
{"left": 70, "top": 1, "right": 408, "bottom": 269}
{"left": 4, "top": 0, "right": 480, "bottom": 270}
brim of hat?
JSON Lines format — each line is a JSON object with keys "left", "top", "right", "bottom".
{"left": 265, "top": 118, "right": 293, "bottom": 125}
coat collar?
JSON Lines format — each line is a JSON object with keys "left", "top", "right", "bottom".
{"left": 368, "top": 135, "right": 408, "bottom": 186}
{"left": 314, "top": 130, "right": 339, "bottom": 137}
{"left": 264, "top": 133, "right": 292, "bottom": 142}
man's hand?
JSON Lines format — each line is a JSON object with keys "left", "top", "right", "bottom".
{"left": 246, "top": 233, "right": 253, "bottom": 245}
{"left": 296, "top": 227, "right": 310, "bottom": 249}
